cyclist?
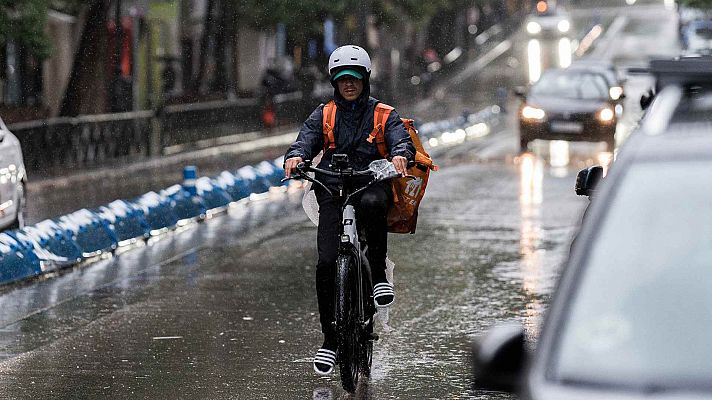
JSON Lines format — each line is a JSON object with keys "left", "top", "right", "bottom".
{"left": 284, "top": 45, "right": 415, "bottom": 375}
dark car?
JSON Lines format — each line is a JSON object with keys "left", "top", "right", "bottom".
{"left": 473, "top": 55, "right": 712, "bottom": 399}
{"left": 517, "top": 68, "right": 617, "bottom": 153}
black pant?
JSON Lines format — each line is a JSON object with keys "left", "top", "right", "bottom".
{"left": 314, "top": 182, "right": 391, "bottom": 337}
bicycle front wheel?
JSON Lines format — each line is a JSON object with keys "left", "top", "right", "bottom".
{"left": 335, "top": 253, "right": 360, "bottom": 393}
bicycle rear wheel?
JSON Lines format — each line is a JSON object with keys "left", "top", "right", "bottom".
{"left": 335, "top": 254, "right": 360, "bottom": 393}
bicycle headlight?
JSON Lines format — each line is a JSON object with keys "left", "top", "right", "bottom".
{"left": 522, "top": 105, "right": 546, "bottom": 120}
{"left": 527, "top": 21, "right": 542, "bottom": 35}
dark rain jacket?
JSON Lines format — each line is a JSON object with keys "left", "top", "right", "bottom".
{"left": 285, "top": 82, "right": 415, "bottom": 188}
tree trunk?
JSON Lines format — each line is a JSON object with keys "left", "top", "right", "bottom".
{"left": 59, "top": 0, "right": 111, "bottom": 116}
{"left": 211, "top": 0, "right": 228, "bottom": 93}
{"left": 190, "top": 0, "right": 216, "bottom": 94}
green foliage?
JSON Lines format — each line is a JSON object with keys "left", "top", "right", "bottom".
{"left": 0, "top": 0, "right": 85, "bottom": 59}
{"left": 228, "top": 0, "right": 483, "bottom": 44}
{"left": 0, "top": 0, "right": 51, "bottom": 59}
{"left": 678, "top": 0, "right": 712, "bottom": 8}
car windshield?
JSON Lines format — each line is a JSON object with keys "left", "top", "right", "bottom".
{"left": 694, "top": 26, "right": 712, "bottom": 40}
{"left": 552, "top": 160, "right": 712, "bottom": 390}
{"left": 531, "top": 72, "right": 608, "bottom": 100}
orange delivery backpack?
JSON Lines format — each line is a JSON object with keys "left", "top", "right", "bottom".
{"left": 322, "top": 100, "right": 438, "bottom": 234}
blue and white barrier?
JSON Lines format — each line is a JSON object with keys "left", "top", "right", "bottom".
{"left": 134, "top": 191, "right": 179, "bottom": 234}
{"left": 163, "top": 184, "right": 207, "bottom": 224}
{"left": 196, "top": 177, "right": 233, "bottom": 211}
{"left": 10, "top": 221, "right": 82, "bottom": 269}
{"left": 236, "top": 166, "right": 272, "bottom": 195}
{"left": 58, "top": 209, "right": 118, "bottom": 257}
{"left": 216, "top": 171, "right": 251, "bottom": 201}
{"left": 0, "top": 232, "right": 42, "bottom": 284}
{"left": 96, "top": 200, "right": 151, "bottom": 246}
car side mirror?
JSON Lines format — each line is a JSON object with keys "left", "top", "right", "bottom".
{"left": 575, "top": 166, "right": 603, "bottom": 196}
{"left": 472, "top": 323, "right": 527, "bottom": 393}
{"left": 640, "top": 89, "right": 655, "bottom": 110}
{"left": 513, "top": 86, "right": 527, "bottom": 99}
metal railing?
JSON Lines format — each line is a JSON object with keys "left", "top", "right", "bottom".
{"left": 8, "top": 91, "right": 310, "bottom": 177}
{"left": 9, "top": 111, "right": 154, "bottom": 176}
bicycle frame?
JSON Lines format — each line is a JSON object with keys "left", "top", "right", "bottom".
{"left": 340, "top": 203, "right": 367, "bottom": 326}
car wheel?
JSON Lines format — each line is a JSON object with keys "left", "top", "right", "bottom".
{"left": 9, "top": 182, "right": 26, "bottom": 230}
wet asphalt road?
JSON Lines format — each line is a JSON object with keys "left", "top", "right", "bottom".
{"left": 0, "top": 159, "right": 585, "bottom": 399}
{"left": 0, "top": 1, "right": 681, "bottom": 399}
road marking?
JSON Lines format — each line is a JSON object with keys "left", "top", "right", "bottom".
{"left": 591, "top": 16, "right": 629, "bottom": 61}
{"left": 451, "top": 40, "right": 513, "bottom": 86}
{"left": 152, "top": 336, "right": 184, "bottom": 340}
{"left": 415, "top": 40, "right": 513, "bottom": 113}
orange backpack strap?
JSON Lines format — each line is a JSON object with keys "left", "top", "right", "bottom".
{"left": 322, "top": 101, "right": 337, "bottom": 152}
{"left": 367, "top": 103, "right": 393, "bottom": 158}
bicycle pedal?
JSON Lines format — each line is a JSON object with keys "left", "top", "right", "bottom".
{"left": 369, "top": 333, "right": 379, "bottom": 341}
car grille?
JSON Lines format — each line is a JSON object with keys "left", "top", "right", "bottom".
{"left": 548, "top": 111, "right": 592, "bottom": 122}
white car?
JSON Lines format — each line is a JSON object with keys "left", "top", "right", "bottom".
{"left": 0, "top": 116, "right": 26, "bottom": 230}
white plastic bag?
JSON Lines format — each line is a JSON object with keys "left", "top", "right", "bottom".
{"left": 302, "top": 151, "right": 323, "bottom": 226}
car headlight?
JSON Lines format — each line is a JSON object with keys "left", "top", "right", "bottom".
{"left": 558, "top": 20, "right": 570, "bottom": 33}
{"left": 527, "top": 21, "right": 542, "bottom": 35}
{"left": 522, "top": 105, "right": 546, "bottom": 120}
{"left": 598, "top": 107, "right": 615, "bottom": 122}
{"left": 609, "top": 86, "right": 623, "bottom": 100}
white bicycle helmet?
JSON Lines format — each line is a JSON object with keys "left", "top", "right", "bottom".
{"left": 328, "top": 45, "right": 372, "bottom": 77}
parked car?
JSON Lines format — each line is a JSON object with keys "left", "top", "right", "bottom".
{"left": 516, "top": 68, "right": 617, "bottom": 153}
{"left": 0, "top": 116, "right": 27, "bottom": 230}
{"left": 473, "top": 55, "right": 712, "bottom": 399}
{"left": 525, "top": 0, "right": 572, "bottom": 38}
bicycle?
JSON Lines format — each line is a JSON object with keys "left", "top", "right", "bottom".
{"left": 283, "top": 153, "right": 404, "bottom": 393}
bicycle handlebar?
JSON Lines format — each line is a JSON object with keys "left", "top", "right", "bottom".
{"left": 281, "top": 159, "right": 412, "bottom": 202}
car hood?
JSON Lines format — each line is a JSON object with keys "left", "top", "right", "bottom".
{"left": 525, "top": 382, "right": 712, "bottom": 400}
{"left": 525, "top": 95, "right": 609, "bottom": 114}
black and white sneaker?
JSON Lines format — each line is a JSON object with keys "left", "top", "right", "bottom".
{"left": 313, "top": 347, "right": 337, "bottom": 375}
{"left": 373, "top": 282, "right": 395, "bottom": 307}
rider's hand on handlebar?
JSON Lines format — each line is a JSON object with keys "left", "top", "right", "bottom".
{"left": 284, "top": 156, "right": 303, "bottom": 179}
{"left": 392, "top": 156, "right": 408, "bottom": 177}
